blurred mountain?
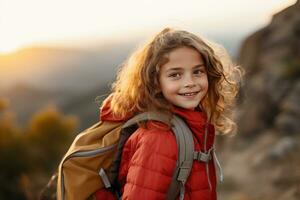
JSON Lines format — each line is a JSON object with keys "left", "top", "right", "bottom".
{"left": 219, "top": 1, "right": 300, "bottom": 200}
{"left": 0, "top": 42, "right": 135, "bottom": 92}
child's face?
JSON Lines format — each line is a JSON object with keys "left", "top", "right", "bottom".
{"left": 159, "top": 46, "right": 208, "bottom": 110}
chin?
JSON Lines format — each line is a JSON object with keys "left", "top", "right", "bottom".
{"left": 180, "top": 105, "right": 197, "bottom": 110}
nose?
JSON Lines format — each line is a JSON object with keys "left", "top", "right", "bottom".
{"left": 183, "top": 74, "right": 196, "bottom": 88}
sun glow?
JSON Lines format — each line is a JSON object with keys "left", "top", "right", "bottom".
{"left": 0, "top": 0, "right": 296, "bottom": 56}
{"left": 0, "top": 41, "right": 22, "bottom": 54}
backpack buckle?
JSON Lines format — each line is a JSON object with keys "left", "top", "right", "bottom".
{"left": 177, "top": 167, "right": 189, "bottom": 182}
{"left": 193, "top": 150, "right": 212, "bottom": 163}
{"left": 99, "top": 168, "right": 112, "bottom": 188}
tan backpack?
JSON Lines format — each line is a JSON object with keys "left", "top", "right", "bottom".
{"left": 57, "top": 112, "right": 216, "bottom": 200}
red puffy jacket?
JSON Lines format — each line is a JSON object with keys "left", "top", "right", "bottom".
{"left": 95, "top": 102, "right": 217, "bottom": 200}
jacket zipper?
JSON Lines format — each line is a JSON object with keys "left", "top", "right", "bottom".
{"left": 59, "top": 143, "right": 118, "bottom": 200}
{"left": 203, "top": 123, "right": 213, "bottom": 191}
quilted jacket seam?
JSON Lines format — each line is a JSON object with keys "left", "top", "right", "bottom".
{"left": 128, "top": 163, "right": 174, "bottom": 178}
{"left": 125, "top": 182, "right": 167, "bottom": 194}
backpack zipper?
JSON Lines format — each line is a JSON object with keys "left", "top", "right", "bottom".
{"left": 60, "top": 143, "right": 118, "bottom": 200}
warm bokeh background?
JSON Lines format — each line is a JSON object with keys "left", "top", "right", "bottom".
{"left": 0, "top": 0, "right": 299, "bottom": 199}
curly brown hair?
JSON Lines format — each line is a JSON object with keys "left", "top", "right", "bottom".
{"left": 105, "top": 27, "right": 243, "bottom": 135}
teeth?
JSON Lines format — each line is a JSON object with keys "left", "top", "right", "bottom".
{"left": 181, "top": 92, "right": 198, "bottom": 96}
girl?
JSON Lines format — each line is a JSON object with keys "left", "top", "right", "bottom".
{"left": 95, "top": 27, "right": 242, "bottom": 200}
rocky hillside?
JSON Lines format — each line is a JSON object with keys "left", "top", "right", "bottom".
{"left": 218, "top": 1, "right": 300, "bottom": 199}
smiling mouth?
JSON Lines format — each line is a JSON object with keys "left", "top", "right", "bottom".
{"left": 179, "top": 91, "right": 199, "bottom": 96}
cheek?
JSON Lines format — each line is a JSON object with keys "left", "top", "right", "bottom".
{"left": 160, "top": 80, "right": 178, "bottom": 95}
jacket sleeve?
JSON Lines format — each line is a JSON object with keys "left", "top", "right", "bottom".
{"left": 118, "top": 126, "right": 178, "bottom": 200}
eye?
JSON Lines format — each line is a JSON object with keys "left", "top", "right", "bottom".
{"left": 168, "top": 73, "right": 181, "bottom": 78}
{"left": 194, "top": 69, "right": 205, "bottom": 75}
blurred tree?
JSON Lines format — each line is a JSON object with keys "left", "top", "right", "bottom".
{"left": 0, "top": 98, "right": 27, "bottom": 199}
{"left": 25, "top": 103, "right": 78, "bottom": 172}
{"left": 0, "top": 98, "right": 79, "bottom": 199}
{"left": 24, "top": 104, "right": 78, "bottom": 199}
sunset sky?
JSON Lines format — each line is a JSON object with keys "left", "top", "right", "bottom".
{"left": 0, "top": 0, "right": 296, "bottom": 54}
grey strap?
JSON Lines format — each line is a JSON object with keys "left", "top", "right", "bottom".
{"left": 172, "top": 115, "right": 194, "bottom": 182}
{"left": 166, "top": 115, "right": 195, "bottom": 200}
{"left": 122, "top": 112, "right": 170, "bottom": 129}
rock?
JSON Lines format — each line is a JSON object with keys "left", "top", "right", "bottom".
{"left": 275, "top": 113, "right": 300, "bottom": 135}
{"left": 275, "top": 80, "right": 300, "bottom": 135}
{"left": 267, "top": 137, "right": 297, "bottom": 160}
{"left": 280, "top": 80, "right": 300, "bottom": 114}
{"left": 253, "top": 136, "right": 296, "bottom": 167}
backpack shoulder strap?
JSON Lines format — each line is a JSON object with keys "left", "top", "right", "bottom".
{"left": 166, "top": 115, "right": 194, "bottom": 200}
{"left": 122, "top": 112, "right": 170, "bottom": 129}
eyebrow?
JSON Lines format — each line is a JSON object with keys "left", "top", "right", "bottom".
{"left": 167, "top": 64, "right": 205, "bottom": 71}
